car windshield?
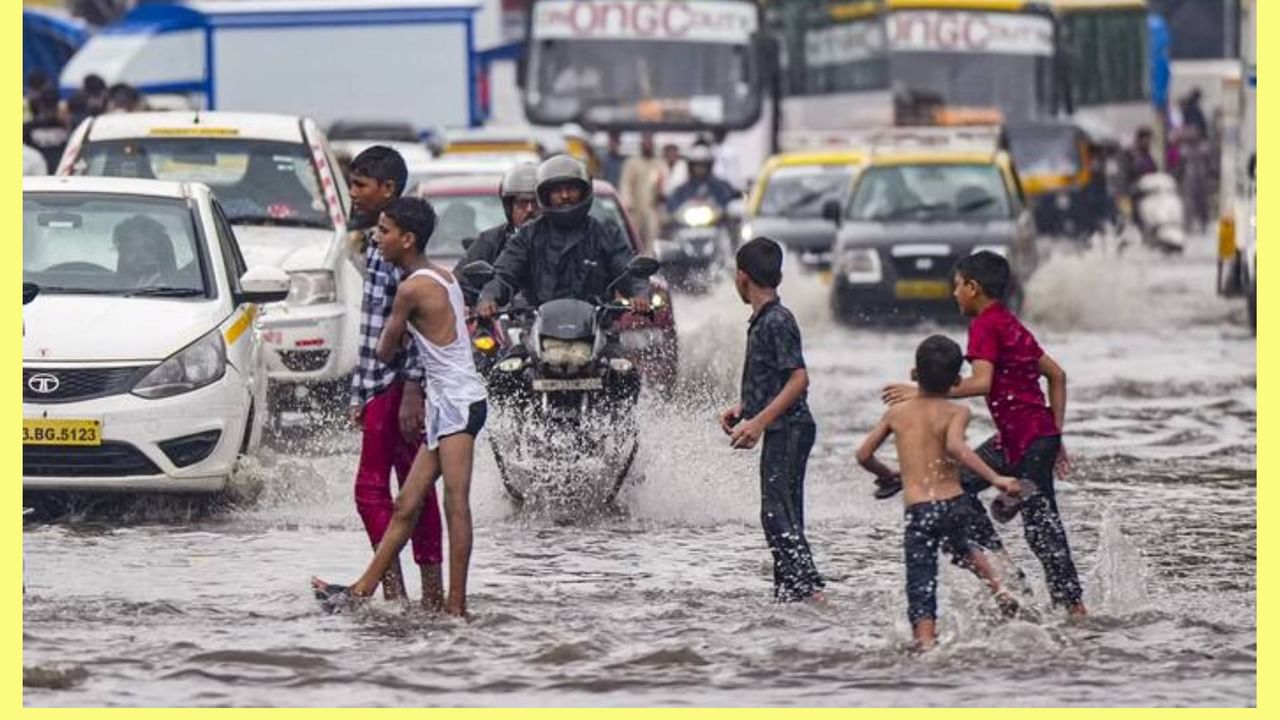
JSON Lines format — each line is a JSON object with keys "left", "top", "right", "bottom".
{"left": 421, "top": 192, "right": 637, "bottom": 256}
{"left": 848, "top": 164, "right": 1011, "bottom": 222}
{"left": 758, "top": 165, "right": 854, "bottom": 218}
{"left": 23, "top": 192, "right": 210, "bottom": 297}
{"left": 1007, "top": 128, "right": 1083, "bottom": 176}
{"left": 77, "top": 138, "right": 332, "bottom": 230}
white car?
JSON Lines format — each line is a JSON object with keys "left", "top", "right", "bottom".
{"left": 23, "top": 176, "right": 290, "bottom": 492}
{"left": 58, "top": 111, "right": 359, "bottom": 418}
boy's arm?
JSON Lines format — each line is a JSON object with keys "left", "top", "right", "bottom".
{"left": 376, "top": 281, "right": 415, "bottom": 364}
{"left": 1039, "top": 352, "right": 1067, "bottom": 431}
{"left": 881, "top": 360, "right": 993, "bottom": 405}
{"left": 855, "top": 416, "right": 896, "bottom": 479}
{"left": 730, "top": 368, "right": 808, "bottom": 449}
{"left": 945, "top": 406, "right": 1019, "bottom": 494}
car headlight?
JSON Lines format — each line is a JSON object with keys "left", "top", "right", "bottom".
{"left": 839, "top": 248, "right": 882, "bottom": 284}
{"left": 1055, "top": 192, "right": 1071, "bottom": 211}
{"left": 286, "top": 270, "right": 336, "bottom": 306}
{"left": 740, "top": 222, "right": 755, "bottom": 243}
{"left": 651, "top": 292, "right": 666, "bottom": 309}
{"left": 132, "top": 328, "right": 227, "bottom": 399}
{"left": 972, "top": 245, "right": 1009, "bottom": 258}
{"left": 681, "top": 205, "right": 718, "bottom": 228}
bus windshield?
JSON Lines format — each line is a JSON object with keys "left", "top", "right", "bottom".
{"left": 524, "top": 0, "right": 762, "bottom": 129}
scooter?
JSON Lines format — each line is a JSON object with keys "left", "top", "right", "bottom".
{"left": 1133, "top": 173, "right": 1186, "bottom": 254}
{"left": 458, "top": 257, "right": 660, "bottom": 512}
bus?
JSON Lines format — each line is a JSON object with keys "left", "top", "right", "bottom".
{"left": 1049, "top": 0, "right": 1154, "bottom": 144}
{"left": 770, "top": 0, "right": 1059, "bottom": 149}
{"left": 519, "top": 0, "right": 771, "bottom": 132}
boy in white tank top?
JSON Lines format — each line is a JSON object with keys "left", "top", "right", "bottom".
{"left": 314, "top": 197, "right": 486, "bottom": 617}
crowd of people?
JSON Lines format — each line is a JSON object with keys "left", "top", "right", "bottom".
{"left": 21, "top": 70, "right": 147, "bottom": 175}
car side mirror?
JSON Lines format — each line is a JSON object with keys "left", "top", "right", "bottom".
{"left": 822, "top": 199, "right": 843, "bottom": 226}
{"left": 627, "top": 256, "right": 660, "bottom": 279}
{"left": 237, "top": 266, "right": 290, "bottom": 305}
{"left": 23, "top": 282, "right": 39, "bottom": 305}
{"left": 459, "top": 260, "right": 496, "bottom": 289}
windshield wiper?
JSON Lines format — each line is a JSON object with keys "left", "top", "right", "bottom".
{"left": 777, "top": 189, "right": 831, "bottom": 217}
{"left": 873, "top": 202, "right": 950, "bottom": 221}
{"left": 31, "top": 286, "right": 120, "bottom": 295}
{"left": 957, "top": 197, "right": 997, "bottom": 214}
{"left": 125, "top": 286, "right": 204, "bottom": 298}
{"left": 231, "top": 215, "right": 331, "bottom": 230}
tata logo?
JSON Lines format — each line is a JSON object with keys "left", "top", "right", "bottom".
{"left": 28, "top": 373, "right": 60, "bottom": 394}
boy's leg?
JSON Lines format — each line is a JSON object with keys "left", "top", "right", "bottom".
{"left": 759, "top": 424, "right": 824, "bottom": 602}
{"left": 904, "top": 505, "right": 941, "bottom": 649}
{"left": 353, "top": 386, "right": 407, "bottom": 599}
{"left": 390, "top": 407, "right": 444, "bottom": 609}
{"left": 436, "top": 431, "right": 477, "bottom": 617}
{"left": 1016, "top": 436, "right": 1086, "bottom": 614}
{"left": 352, "top": 445, "right": 442, "bottom": 597}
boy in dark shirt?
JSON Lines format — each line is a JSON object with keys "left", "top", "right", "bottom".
{"left": 720, "top": 237, "right": 825, "bottom": 602}
{"left": 857, "top": 335, "right": 1024, "bottom": 650}
{"left": 883, "top": 251, "right": 1086, "bottom": 616}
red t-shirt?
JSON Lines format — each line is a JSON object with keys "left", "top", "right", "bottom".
{"left": 966, "top": 303, "right": 1060, "bottom": 466}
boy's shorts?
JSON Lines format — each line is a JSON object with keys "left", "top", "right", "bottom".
{"left": 428, "top": 399, "right": 488, "bottom": 450}
{"left": 904, "top": 495, "right": 981, "bottom": 624}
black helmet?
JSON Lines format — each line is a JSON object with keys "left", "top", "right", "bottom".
{"left": 499, "top": 161, "right": 538, "bottom": 224}
{"left": 535, "top": 154, "right": 593, "bottom": 230}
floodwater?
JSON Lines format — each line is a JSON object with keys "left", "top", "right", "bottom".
{"left": 23, "top": 235, "right": 1255, "bottom": 707}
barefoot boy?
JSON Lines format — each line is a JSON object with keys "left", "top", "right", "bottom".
{"left": 858, "top": 335, "right": 1024, "bottom": 649}
{"left": 720, "top": 237, "right": 825, "bottom": 602}
{"left": 883, "top": 251, "right": 1086, "bottom": 616}
{"left": 316, "top": 197, "right": 487, "bottom": 617}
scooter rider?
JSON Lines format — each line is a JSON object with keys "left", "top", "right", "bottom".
{"left": 666, "top": 144, "right": 739, "bottom": 213}
{"left": 476, "top": 154, "right": 651, "bottom": 317}
{"left": 461, "top": 162, "right": 539, "bottom": 268}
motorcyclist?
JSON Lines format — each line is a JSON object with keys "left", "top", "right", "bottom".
{"left": 475, "top": 154, "right": 651, "bottom": 318}
{"left": 665, "top": 144, "right": 739, "bottom": 213}
{"left": 461, "top": 162, "right": 539, "bottom": 268}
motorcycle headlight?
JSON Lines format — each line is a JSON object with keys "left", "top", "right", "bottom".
{"left": 972, "top": 245, "right": 1009, "bottom": 258}
{"left": 132, "top": 328, "right": 227, "bottom": 399}
{"left": 473, "top": 336, "right": 497, "bottom": 353}
{"left": 681, "top": 205, "right": 718, "bottom": 228}
{"left": 740, "top": 222, "right": 755, "bottom": 243}
{"left": 839, "top": 248, "right": 882, "bottom": 284}
{"left": 286, "top": 270, "right": 337, "bottom": 306}
{"left": 540, "top": 338, "right": 593, "bottom": 369}
{"left": 651, "top": 292, "right": 666, "bottom": 310}
{"left": 496, "top": 357, "right": 524, "bottom": 373}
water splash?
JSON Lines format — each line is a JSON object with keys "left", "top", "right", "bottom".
{"left": 1083, "top": 506, "right": 1151, "bottom": 615}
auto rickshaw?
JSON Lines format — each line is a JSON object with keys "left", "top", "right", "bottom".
{"left": 1006, "top": 121, "right": 1109, "bottom": 239}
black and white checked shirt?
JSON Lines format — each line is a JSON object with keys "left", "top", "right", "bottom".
{"left": 351, "top": 233, "right": 424, "bottom": 408}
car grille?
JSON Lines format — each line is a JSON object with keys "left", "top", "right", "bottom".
{"left": 24, "top": 441, "right": 163, "bottom": 477}
{"left": 278, "top": 350, "right": 330, "bottom": 373}
{"left": 23, "top": 366, "right": 151, "bottom": 403}
{"left": 890, "top": 252, "right": 958, "bottom": 280}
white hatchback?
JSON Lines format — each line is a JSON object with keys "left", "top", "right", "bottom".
{"left": 23, "top": 176, "right": 289, "bottom": 492}
{"left": 59, "top": 111, "right": 359, "bottom": 418}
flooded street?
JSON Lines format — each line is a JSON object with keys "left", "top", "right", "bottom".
{"left": 23, "top": 237, "right": 1255, "bottom": 707}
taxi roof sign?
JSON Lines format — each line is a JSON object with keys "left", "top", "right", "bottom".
{"left": 148, "top": 127, "right": 241, "bottom": 137}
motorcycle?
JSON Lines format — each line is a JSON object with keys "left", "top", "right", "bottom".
{"left": 655, "top": 197, "right": 731, "bottom": 293}
{"left": 1133, "top": 173, "right": 1186, "bottom": 254}
{"left": 458, "top": 257, "right": 660, "bottom": 512}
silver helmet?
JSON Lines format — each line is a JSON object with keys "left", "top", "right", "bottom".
{"left": 499, "top": 161, "right": 538, "bottom": 224}
{"left": 535, "top": 154, "right": 593, "bottom": 230}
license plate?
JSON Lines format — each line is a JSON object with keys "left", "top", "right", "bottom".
{"left": 23, "top": 418, "right": 101, "bottom": 446}
{"left": 532, "top": 378, "right": 604, "bottom": 392}
{"left": 895, "top": 280, "right": 952, "bottom": 300}
{"left": 817, "top": 269, "right": 833, "bottom": 286}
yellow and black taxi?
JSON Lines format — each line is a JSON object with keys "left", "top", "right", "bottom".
{"left": 741, "top": 149, "right": 864, "bottom": 275}
{"left": 829, "top": 127, "right": 1038, "bottom": 323}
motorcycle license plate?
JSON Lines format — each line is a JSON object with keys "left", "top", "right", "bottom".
{"left": 895, "top": 280, "right": 952, "bottom": 300}
{"left": 23, "top": 418, "right": 101, "bottom": 446}
{"left": 532, "top": 378, "right": 604, "bottom": 392}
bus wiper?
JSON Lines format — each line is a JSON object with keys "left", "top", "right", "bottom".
{"left": 125, "top": 286, "right": 204, "bottom": 298}
{"left": 231, "top": 215, "right": 331, "bottom": 230}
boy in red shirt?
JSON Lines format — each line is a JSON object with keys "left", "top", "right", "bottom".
{"left": 884, "top": 251, "right": 1086, "bottom": 616}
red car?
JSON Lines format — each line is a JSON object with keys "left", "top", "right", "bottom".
{"left": 415, "top": 175, "right": 679, "bottom": 393}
